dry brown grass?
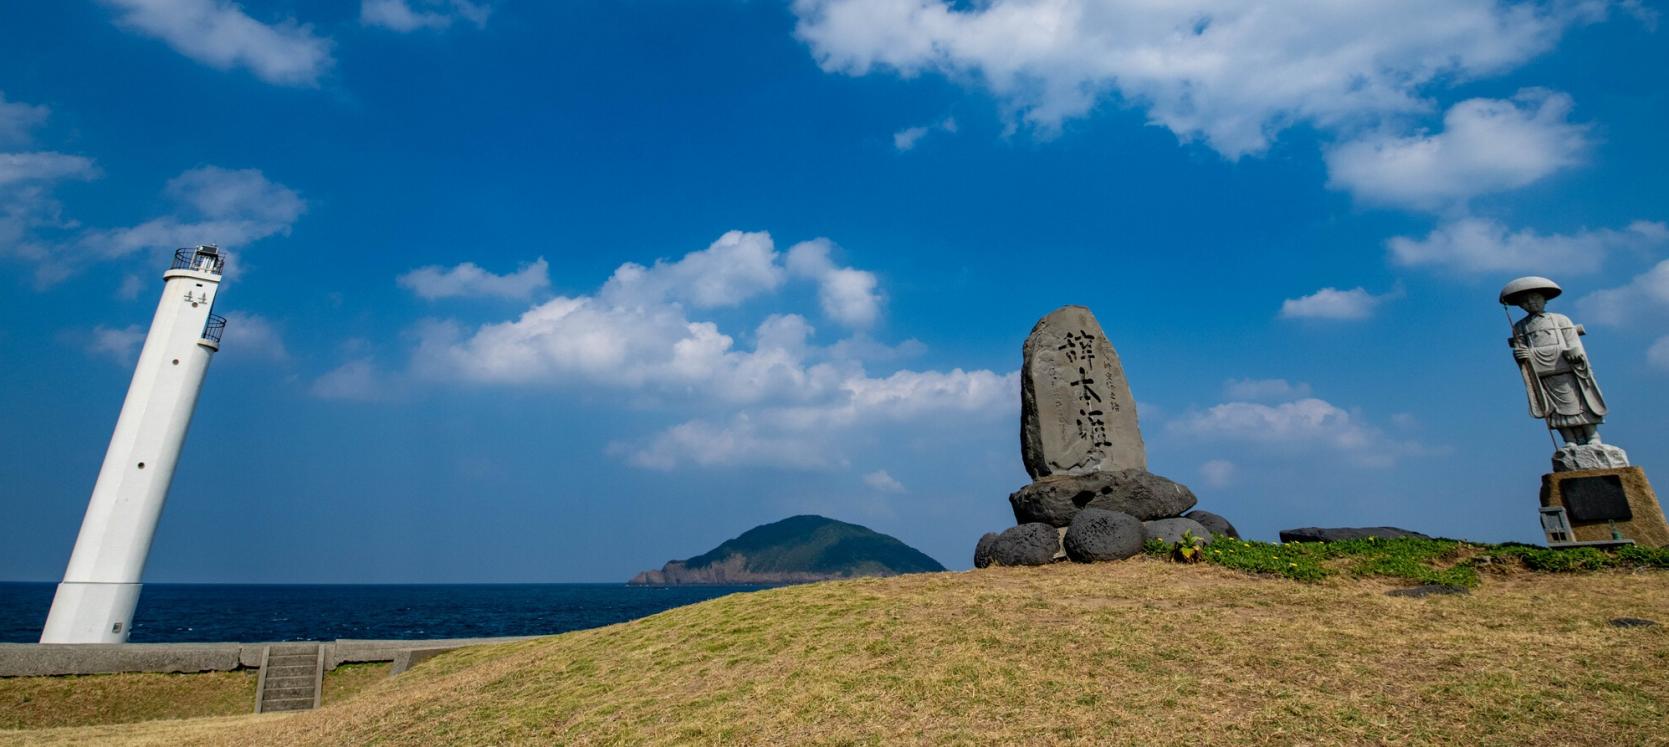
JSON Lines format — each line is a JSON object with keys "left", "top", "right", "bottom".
{"left": 0, "top": 670, "right": 256, "bottom": 731}
{"left": 320, "top": 662, "right": 391, "bottom": 706}
{"left": 5, "top": 561, "right": 1668, "bottom": 746}
{"left": 0, "top": 659, "right": 389, "bottom": 735}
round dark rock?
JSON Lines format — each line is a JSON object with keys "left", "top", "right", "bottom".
{"left": 984, "top": 523, "right": 1061, "bottom": 567}
{"left": 1009, "top": 469, "right": 1198, "bottom": 527}
{"left": 1063, "top": 508, "right": 1144, "bottom": 563}
{"left": 1142, "top": 517, "right": 1212, "bottom": 546}
{"left": 1184, "top": 510, "right": 1240, "bottom": 539}
{"left": 973, "top": 532, "right": 999, "bottom": 569}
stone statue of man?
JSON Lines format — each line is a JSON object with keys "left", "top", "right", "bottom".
{"left": 1502, "top": 276, "right": 1607, "bottom": 445}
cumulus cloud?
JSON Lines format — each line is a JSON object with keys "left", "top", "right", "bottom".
{"left": 602, "top": 230, "right": 787, "bottom": 309}
{"left": 1388, "top": 218, "right": 1668, "bottom": 276}
{"left": 84, "top": 324, "right": 146, "bottom": 365}
{"left": 361, "top": 0, "right": 491, "bottom": 32}
{"left": 1575, "top": 259, "right": 1669, "bottom": 325}
{"left": 1326, "top": 89, "right": 1590, "bottom": 211}
{"left": 620, "top": 367, "right": 1016, "bottom": 470}
{"left": 1223, "top": 378, "right": 1311, "bottom": 402}
{"left": 793, "top": 0, "right": 1608, "bottom": 157}
{"left": 104, "top": 0, "right": 333, "bottom": 86}
{"left": 786, "top": 238, "right": 883, "bottom": 328}
{"left": 407, "top": 230, "right": 1008, "bottom": 470}
{"left": 1279, "top": 285, "right": 1400, "bottom": 321}
{"left": 864, "top": 469, "right": 907, "bottom": 493}
{"left": 399, "top": 258, "right": 551, "bottom": 301}
{"left": 1168, "top": 396, "right": 1429, "bottom": 468}
{"left": 1199, "top": 459, "right": 1236, "bottom": 489}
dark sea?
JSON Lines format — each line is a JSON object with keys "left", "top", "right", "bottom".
{"left": 0, "top": 582, "right": 761, "bottom": 643}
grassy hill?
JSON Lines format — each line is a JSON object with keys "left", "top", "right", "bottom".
{"left": 11, "top": 556, "right": 1667, "bottom": 746}
{"left": 630, "top": 514, "right": 945, "bottom": 584}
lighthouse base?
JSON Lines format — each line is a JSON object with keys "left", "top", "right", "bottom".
{"left": 40, "top": 582, "right": 141, "bottom": 644}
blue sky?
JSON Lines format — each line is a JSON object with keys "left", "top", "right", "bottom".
{"left": 2, "top": 0, "right": 1667, "bottom": 582}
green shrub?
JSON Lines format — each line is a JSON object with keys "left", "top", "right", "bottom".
{"left": 1146, "top": 534, "right": 1668, "bottom": 586}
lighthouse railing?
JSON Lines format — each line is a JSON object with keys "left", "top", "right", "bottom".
{"left": 201, "top": 314, "right": 227, "bottom": 345}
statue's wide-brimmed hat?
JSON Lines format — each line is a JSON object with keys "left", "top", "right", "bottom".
{"left": 1500, "top": 276, "right": 1563, "bottom": 305}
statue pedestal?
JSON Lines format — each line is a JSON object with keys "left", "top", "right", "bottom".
{"left": 1539, "top": 467, "right": 1668, "bottom": 548}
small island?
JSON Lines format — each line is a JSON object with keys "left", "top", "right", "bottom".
{"left": 629, "top": 515, "right": 945, "bottom": 585}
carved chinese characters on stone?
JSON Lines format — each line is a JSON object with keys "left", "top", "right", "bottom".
{"left": 1020, "top": 305, "right": 1146, "bottom": 479}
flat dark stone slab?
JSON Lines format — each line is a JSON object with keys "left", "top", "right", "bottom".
{"left": 1609, "top": 617, "right": 1658, "bottom": 628}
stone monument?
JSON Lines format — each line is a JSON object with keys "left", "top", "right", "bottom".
{"left": 1020, "top": 305, "right": 1145, "bottom": 478}
{"left": 976, "top": 305, "right": 1239, "bottom": 567}
{"left": 1500, "top": 277, "right": 1667, "bottom": 548}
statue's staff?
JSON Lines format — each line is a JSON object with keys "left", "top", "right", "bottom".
{"left": 1503, "top": 302, "right": 1560, "bottom": 451}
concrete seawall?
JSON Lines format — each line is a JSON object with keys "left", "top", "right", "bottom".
{"left": 0, "top": 637, "right": 535, "bottom": 678}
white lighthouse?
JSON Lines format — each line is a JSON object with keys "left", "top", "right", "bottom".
{"left": 41, "top": 245, "right": 227, "bottom": 644}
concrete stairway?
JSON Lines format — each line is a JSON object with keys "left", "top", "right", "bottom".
{"left": 254, "top": 643, "right": 323, "bottom": 713}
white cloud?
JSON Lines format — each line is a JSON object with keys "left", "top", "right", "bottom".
{"left": 0, "top": 95, "right": 101, "bottom": 281}
{"left": 1199, "top": 459, "right": 1235, "bottom": 489}
{"left": 1168, "top": 397, "right": 1427, "bottom": 468}
{"left": 361, "top": 0, "right": 491, "bottom": 32}
{"left": 218, "top": 311, "right": 289, "bottom": 362}
{"left": 793, "top": 0, "right": 1609, "bottom": 158}
{"left": 620, "top": 368, "right": 1016, "bottom": 470}
{"left": 863, "top": 469, "right": 907, "bottom": 493}
{"left": 105, "top": 0, "right": 333, "bottom": 86}
{"left": 786, "top": 238, "right": 883, "bottom": 328}
{"left": 1279, "top": 286, "right": 1399, "bottom": 321}
{"left": 1649, "top": 337, "right": 1669, "bottom": 371}
{"left": 893, "top": 116, "right": 957, "bottom": 151}
{"left": 1223, "top": 378, "right": 1311, "bottom": 402}
{"left": 311, "top": 359, "right": 387, "bottom": 401}
{"left": 1575, "top": 259, "right": 1669, "bottom": 326}
{"left": 1326, "top": 89, "right": 1590, "bottom": 211}
{"left": 83, "top": 166, "right": 305, "bottom": 264}
{"left": 1388, "top": 218, "right": 1669, "bottom": 276}
{"left": 117, "top": 274, "right": 145, "bottom": 300}
{"left": 84, "top": 324, "right": 145, "bottom": 365}
{"left": 0, "top": 93, "right": 50, "bottom": 146}
{"left": 0, "top": 153, "right": 96, "bottom": 187}
{"left": 893, "top": 126, "right": 929, "bottom": 151}
{"left": 407, "top": 230, "right": 1007, "bottom": 470}
{"left": 601, "top": 230, "right": 786, "bottom": 309}
{"left": 399, "top": 258, "right": 551, "bottom": 301}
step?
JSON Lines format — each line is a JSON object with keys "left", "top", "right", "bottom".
{"left": 261, "top": 698, "right": 316, "bottom": 712}
{"left": 260, "top": 686, "right": 313, "bottom": 700}
{"left": 267, "top": 655, "right": 316, "bottom": 666}
{"left": 255, "top": 644, "right": 322, "bottom": 714}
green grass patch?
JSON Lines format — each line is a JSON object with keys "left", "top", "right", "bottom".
{"left": 1145, "top": 535, "right": 1669, "bottom": 587}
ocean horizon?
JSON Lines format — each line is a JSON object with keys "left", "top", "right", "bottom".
{"left": 0, "top": 582, "right": 761, "bottom": 644}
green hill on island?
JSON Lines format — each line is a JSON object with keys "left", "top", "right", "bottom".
{"left": 629, "top": 515, "right": 945, "bottom": 585}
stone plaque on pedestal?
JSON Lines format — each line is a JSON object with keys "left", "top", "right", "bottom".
{"left": 1540, "top": 467, "right": 1668, "bottom": 548}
